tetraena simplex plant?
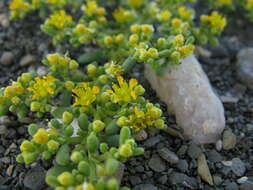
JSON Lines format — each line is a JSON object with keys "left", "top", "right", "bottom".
{"left": 0, "top": 53, "right": 166, "bottom": 190}
{"left": 9, "top": 0, "right": 227, "bottom": 75}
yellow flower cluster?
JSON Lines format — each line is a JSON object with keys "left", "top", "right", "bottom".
{"left": 9, "top": 0, "right": 31, "bottom": 18}
{"left": 127, "top": 0, "right": 145, "bottom": 9}
{"left": 104, "top": 62, "right": 124, "bottom": 77}
{"left": 72, "top": 83, "right": 100, "bottom": 107}
{"left": 157, "top": 10, "right": 171, "bottom": 22}
{"left": 33, "top": 128, "right": 49, "bottom": 144}
{"left": 113, "top": 7, "right": 134, "bottom": 23}
{"left": 4, "top": 82, "right": 24, "bottom": 98}
{"left": 44, "top": 10, "right": 72, "bottom": 29}
{"left": 218, "top": 0, "right": 232, "bottom": 5}
{"left": 107, "top": 76, "right": 143, "bottom": 103}
{"left": 246, "top": 0, "right": 253, "bottom": 10}
{"left": 201, "top": 11, "right": 227, "bottom": 33}
{"left": 117, "top": 104, "right": 164, "bottom": 131}
{"left": 28, "top": 76, "right": 56, "bottom": 100}
{"left": 82, "top": 1, "right": 106, "bottom": 22}
{"left": 46, "top": 53, "right": 79, "bottom": 70}
{"left": 178, "top": 6, "right": 194, "bottom": 20}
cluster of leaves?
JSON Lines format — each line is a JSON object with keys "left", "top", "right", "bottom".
{"left": 9, "top": 0, "right": 227, "bottom": 75}
{"left": 209, "top": 0, "right": 253, "bottom": 21}
{"left": 0, "top": 53, "right": 166, "bottom": 190}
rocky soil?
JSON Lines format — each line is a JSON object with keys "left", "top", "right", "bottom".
{"left": 0, "top": 1, "right": 253, "bottom": 190}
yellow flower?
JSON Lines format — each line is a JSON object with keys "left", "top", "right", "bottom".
{"left": 171, "top": 18, "right": 182, "bottom": 29}
{"left": 9, "top": 0, "right": 30, "bottom": 10}
{"left": 157, "top": 10, "right": 171, "bottom": 22}
{"left": 107, "top": 76, "right": 138, "bottom": 103}
{"left": 28, "top": 76, "right": 56, "bottom": 100}
{"left": 246, "top": 0, "right": 253, "bottom": 9}
{"left": 201, "top": 11, "right": 227, "bottom": 32}
{"left": 178, "top": 6, "right": 193, "bottom": 20}
{"left": 4, "top": 82, "right": 24, "bottom": 98}
{"left": 72, "top": 83, "right": 100, "bottom": 107}
{"left": 128, "top": 0, "right": 145, "bottom": 9}
{"left": 177, "top": 44, "right": 195, "bottom": 57}
{"left": 33, "top": 128, "right": 49, "bottom": 144}
{"left": 104, "top": 62, "right": 124, "bottom": 77}
{"left": 174, "top": 34, "right": 185, "bottom": 47}
{"left": 218, "top": 0, "right": 232, "bottom": 5}
{"left": 83, "top": 1, "right": 98, "bottom": 16}
{"left": 45, "top": 10, "right": 72, "bottom": 29}
{"left": 113, "top": 7, "right": 133, "bottom": 23}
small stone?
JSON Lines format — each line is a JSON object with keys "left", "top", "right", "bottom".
{"left": 6, "top": 165, "right": 14, "bottom": 176}
{"left": 195, "top": 46, "right": 212, "bottom": 58}
{"left": 0, "top": 116, "right": 11, "bottom": 126}
{"left": 133, "top": 184, "right": 158, "bottom": 190}
{"left": 225, "top": 182, "right": 238, "bottom": 190}
{"left": 143, "top": 136, "right": 161, "bottom": 148}
{"left": 223, "top": 129, "right": 237, "bottom": 150}
{"left": 207, "top": 150, "right": 223, "bottom": 163}
{"left": 169, "top": 172, "right": 197, "bottom": 189}
{"left": 187, "top": 142, "right": 202, "bottom": 159}
{"left": 145, "top": 56, "right": 225, "bottom": 144}
{"left": 158, "top": 175, "right": 168, "bottom": 184}
{"left": 23, "top": 166, "right": 46, "bottom": 190}
{"left": 220, "top": 96, "right": 239, "bottom": 104}
{"left": 222, "top": 161, "right": 233, "bottom": 167}
{"left": 177, "top": 145, "right": 188, "bottom": 156}
{"left": 20, "top": 55, "right": 36, "bottom": 67}
{"left": 246, "top": 124, "right": 253, "bottom": 132}
{"left": 135, "top": 166, "right": 144, "bottom": 173}
{"left": 133, "top": 130, "right": 148, "bottom": 141}
{"left": 197, "top": 154, "right": 213, "bottom": 185}
{"left": 177, "top": 160, "right": 189, "bottom": 172}
{"left": 237, "top": 48, "right": 253, "bottom": 89}
{"left": 213, "top": 175, "right": 223, "bottom": 185}
{"left": 231, "top": 158, "right": 246, "bottom": 177}
{"left": 0, "top": 125, "right": 7, "bottom": 135}
{"left": 129, "top": 176, "right": 142, "bottom": 186}
{"left": 0, "top": 14, "right": 10, "bottom": 28}
{"left": 158, "top": 148, "right": 179, "bottom": 164}
{"left": 37, "top": 66, "right": 48, "bottom": 76}
{"left": 240, "top": 181, "right": 253, "bottom": 190}
{"left": 237, "top": 176, "right": 248, "bottom": 184}
{"left": 148, "top": 154, "right": 166, "bottom": 172}
{"left": 216, "top": 140, "right": 222, "bottom": 151}
{"left": 0, "top": 52, "right": 14, "bottom": 65}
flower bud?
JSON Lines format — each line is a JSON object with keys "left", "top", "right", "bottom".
{"left": 119, "top": 144, "right": 133, "bottom": 158}
{"left": 141, "top": 24, "right": 154, "bottom": 35}
{"left": 69, "top": 60, "right": 79, "bottom": 70}
{"left": 62, "top": 111, "right": 73, "bottom": 125}
{"left": 92, "top": 120, "right": 105, "bottom": 132}
{"left": 130, "top": 24, "right": 141, "bottom": 33}
{"left": 87, "top": 64, "right": 97, "bottom": 77}
{"left": 20, "top": 140, "right": 34, "bottom": 152}
{"left": 106, "top": 178, "right": 119, "bottom": 190}
{"left": 129, "top": 34, "right": 139, "bottom": 45}
{"left": 57, "top": 172, "right": 75, "bottom": 186}
{"left": 31, "top": 101, "right": 41, "bottom": 112}
{"left": 22, "top": 152, "right": 38, "bottom": 164}
{"left": 104, "top": 36, "right": 114, "bottom": 46}
{"left": 42, "top": 151, "right": 52, "bottom": 160}
{"left": 116, "top": 116, "right": 128, "bottom": 127}
{"left": 33, "top": 128, "right": 49, "bottom": 144}
{"left": 100, "top": 143, "right": 109, "bottom": 153}
{"left": 28, "top": 123, "right": 39, "bottom": 136}
{"left": 155, "top": 119, "right": 165, "bottom": 129}
{"left": 78, "top": 161, "right": 90, "bottom": 176}
{"left": 65, "top": 81, "right": 75, "bottom": 91}
{"left": 87, "top": 133, "right": 99, "bottom": 153}
{"left": 70, "top": 151, "right": 83, "bottom": 163}
{"left": 47, "top": 140, "right": 60, "bottom": 151}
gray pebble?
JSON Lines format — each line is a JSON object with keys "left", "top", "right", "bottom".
{"left": 158, "top": 175, "right": 167, "bottom": 184}
{"left": 169, "top": 172, "right": 197, "bottom": 189}
{"left": 133, "top": 184, "right": 158, "bottom": 190}
{"left": 177, "top": 159, "right": 189, "bottom": 173}
{"left": 187, "top": 142, "right": 202, "bottom": 159}
{"left": 129, "top": 176, "right": 142, "bottom": 186}
{"left": 213, "top": 175, "right": 223, "bottom": 185}
{"left": 0, "top": 125, "right": 7, "bottom": 135}
{"left": 20, "top": 54, "right": 36, "bottom": 67}
{"left": 144, "top": 136, "right": 161, "bottom": 148}
{"left": 148, "top": 154, "right": 166, "bottom": 172}
{"left": 237, "top": 176, "right": 248, "bottom": 184}
{"left": 240, "top": 181, "right": 253, "bottom": 190}
{"left": 231, "top": 158, "right": 246, "bottom": 177}
{"left": 207, "top": 150, "right": 223, "bottom": 163}
{"left": 223, "top": 129, "right": 237, "bottom": 150}
{"left": 0, "top": 52, "right": 14, "bottom": 65}
{"left": 23, "top": 166, "right": 46, "bottom": 190}
{"left": 216, "top": 140, "right": 222, "bottom": 151}
{"left": 225, "top": 182, "right": 238, "bottom": 190}
{"left": 158, "top": 147, "right": 179, "bottom": 164}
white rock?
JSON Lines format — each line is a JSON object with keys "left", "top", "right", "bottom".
{"left": 237, "top": 176, "right": 248, "bottom": 184}
{"left": 145, "top": 56, "right": 225, "bottom": 144}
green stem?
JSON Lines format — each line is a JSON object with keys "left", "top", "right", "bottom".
{"left": 78, "top": 50, "right": 108, "bottom": 64}
{"left": 122, "top": 57, "right": 136, "bottom": 73}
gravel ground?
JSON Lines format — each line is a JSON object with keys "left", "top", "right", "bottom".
{"left": 0, "top": 1, "right": 253, "bottom": 190}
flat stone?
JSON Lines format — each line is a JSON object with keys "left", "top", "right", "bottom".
{"left": 240, "top": 181, "right": 253, "bottom": 190}
{"left": 133, "top": 184, "right": 158, "bottom": 190}
{"left": 148, "top": 154, "right": 166, "bottom": 172}
{"left": 207, "top": 150, "right": 223, "bottom": 163}
{"left": 169, "top": 172, "right": 197, "bottom": 189}
{"left": 143, "top": 136, "right": 161, "bottom": 148}
{"left": 134, "top": 130, "right": 148, "bottom": 141}
{"left": 158, "top": 148, "right": 179, "bottom": 164}
{"left": 158, "top": 175, "right": 168, "bottom": 184}
{"left": 225, "top": 182, "right": 239, "bottom": 190}
{"left": 231, "top": 158, "right": 246, "bottom": 177}
{"left": 145, "top": 56, "right": 225, "bottom": 144}
{"left": 220, "top": 96, "right": 239, "bottom": 104}
{"left": 23, "top": 166, "right": 46, "bottom": 190}
{"left": 197, "top": 154, "right": 213, "bottom": 185}
{"left": 20, "top": 54, "right": 36, "bottom": 67}
{"left": 213, "top": 175, "right": 223, "bottom": 185}
{"left": 187, "top": 142, "right": 202, "bottom": 159}
{"left": 237, "top": 176, "right": 248, "bottom": 184}
{"left": 0, "top": 52, "right": 14, "bottom": 65}
{"left": 177, "top": 159, "right": 189, "bottom": 172}
{"left": 129, "top": 176, "right": 142, "bottom": 186}
{"left": 223, "top": 129, "right": 237, "bottom": 150}
{"left": 6, "top": 165, "right": 14, "bottom": 176}
{"left": 237, "top": 48, "right": 253, "bottom": 89}
{"left": 0, "top": 14, "right": 9, "bottom": 28}
{"left": 216, "top": 140, "right": 222, "bottom": 151}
